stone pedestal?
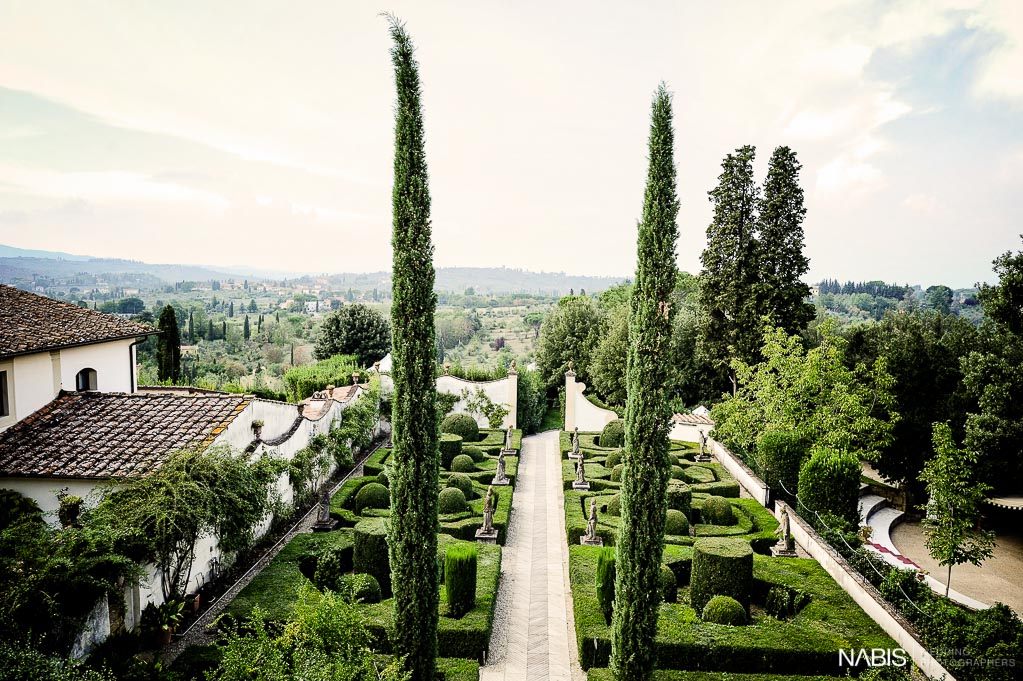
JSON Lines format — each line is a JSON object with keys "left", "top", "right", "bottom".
{"left": 580, "top": 536, "right": 603, "bottom": 547}
{"left": 567, "top": 452, "right": 581, "bottom": 461}
{"left": 572, "top": 482, "right": 591, "bottom": 492}
{"left": 491, "top": 475, "right": 510, "bottom": 486}
{"left": 311, "top": 518, "right": 340, "bottom": 533}
{"left": 771, "top": 543, "right": 798, "bottom": 558}
{"left": 501, "top": 448, "right": 515, "bottom": 458}
{"left": 695, "top": 453, "right": 712, "bottom": 463}
{"left": 475, "top": 528, "right": 498, "bottom": 544}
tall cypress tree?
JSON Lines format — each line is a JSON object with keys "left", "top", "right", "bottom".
{"left": 610, "top": 84, "right": 680, "bottom": 681}
{"left": 188, "top": 311, "right": 195, "bottom": 343}
{"left": 385, "top": 16, "right": 439, "bottom": 680}
{"left": 698, "top": 145, "right": 761, "bottom": 393}
{"left": 243, "top": 314, "right": 250, "bottom": 340}
{"left": 156, "top": 305, "right": 181, "bottom": 383}
{"left": 758, "top": 146, "right": 812, "bottom": 333}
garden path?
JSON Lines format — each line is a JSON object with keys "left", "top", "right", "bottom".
{"left": 481, "top": 430, "right": 582, "bottom": 681}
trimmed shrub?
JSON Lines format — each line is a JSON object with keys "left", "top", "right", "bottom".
{"left": 665, "top": 509, "right": 690, "bottom": 536}
{"left": 605, "top": 495, "right": 621, "bottom": 516}
{"left": 757, "top": 430, "right": 807, "bottom": 503}
{"left": 670, "top": 465, "right": 685, "bottom": 480}
{"left": 605, "top": 448, "right": 623, "bottom": 469}
{"left": 681, "top": 466, "right": 715, "bottom": 485}
{"left": 797, "top": 447, "right": 861, "bottom": 527}
{"left": 665, "top": 480, "right": 692, "bottom": 515}
{"left": 342, "top": 573, "right": 382, "bottom": 604}
{"left": 462, "top": 445, "right": 486, "bottom": 463}
{"left": 312, "top": 549, "right": 344, "bottom": 593}
{"left": 445, "top": 473, "right": 474, "bottom": 499}
{"left": 355, "top": 482, "right": 390, "bottom": 514}
{"left": 609, "top": 464, "right": 624, "bottom": 482}
{"left": 599, "top": 419, "right": 625, "bottom": 448}
{"left": 442, "top": 413, "right": 480, "bottom": 443}
{"left": 596, "top": 547, "right": 616, "bottom": 625}
{"left": 691, "top": 537, "right": 753, "bottom": 613}
{"left": 702, "top": 496, "right": 735, "bottom": 526}
{"left": 440, "top": 433, "right": 463, "bottom": 470}
{"left": 376, "top": 471, "right": 390, "bottom": 487}
{"left": 450, "top": 454, "right": 476, "bottom": 473}
{"left": 353, "top": 518, "right": 390, "bottom": 596}
{"left": 444, "top": 544, "right": 477, "bottom": 618}
{"left": 661, "top": 563, "right": 677, "bottom": 603}
{"left": 702, "top": 594, "right": 747, "bottom": 625}
{"left": 439, "top": 487, "right": 468, "bottom": 514}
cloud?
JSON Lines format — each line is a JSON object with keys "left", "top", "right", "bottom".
{"left": 902, "top": 192, "right": 944, "bottom": 214}
{"left": 816, "top": 156, "right": 885, "bottom": 195}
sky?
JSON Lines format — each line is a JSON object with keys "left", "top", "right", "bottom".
{"left": 0, "top": 1, "right": 1020, "bottom": 288}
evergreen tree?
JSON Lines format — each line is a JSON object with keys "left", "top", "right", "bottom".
{"left": 385, "top": 16, "right": 440, "bottom": 680}
{"left": 222, "top": 321, "right": 227, "bottom": 339}
{"left": 611, "top": 84, "right": 680, "bottom": 681}
{"left": 758, "top": 146, "right": 813, "bottom": 334}
{"left": 207, "top": 319, "right": 214, "bottom": 340}
{"left": 156, "top": 305, "right": 181, "bottom": 382}
{"left": 314, "top": 304, "right": 391, "bottom": 365}
{"left": 698, "top": 145, "right": 762, "bottom": 393}
{"left": 243, "top": 315, "right": 250, "bottom": 340}
{"left": 188, "top": 311, "right": 195, "bottom": 343}
{"left": 229, "top": 301, "right": 234, "bottom": 317}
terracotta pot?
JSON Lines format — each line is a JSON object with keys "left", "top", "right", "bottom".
{"left": 157, "top": 629, "right": 173, "bottom": 647}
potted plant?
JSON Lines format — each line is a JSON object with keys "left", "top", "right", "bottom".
{"left": 141, "top": 599, "right": 185, "bottom": 647}
{"left": 251, "top": 420, "right": 264, "bottom": 439}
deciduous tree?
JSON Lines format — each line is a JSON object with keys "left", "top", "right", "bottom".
{"left": 314, "top": 304, "right": 391, "bottom": 366}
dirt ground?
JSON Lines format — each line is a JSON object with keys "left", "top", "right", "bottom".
{"left": 890, "top": 514, "right": 1023, "bottom": 613}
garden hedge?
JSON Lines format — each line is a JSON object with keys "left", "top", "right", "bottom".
{"left": 797, "top": 448, "right": 861, "bottom": 527}
{"left": 665, "top": 509, "right": 689, "bottom": 536}
{"left": 666, "top": 480, "right": 692, "bottom": 515}
{"left": 445, "top": 544, "right": 477, "bottom": 618}
{"left": 342, "top": 573, "right": 382, "bottom": 604}
{"left": 702, "top": 595, "right": 747, "bottom": 625}
{"left": 605, "top": 449, "right": 623, "bottom": 469}
{"left": 599, "top": 419, "right": 625, "bottom": 448}
{"left": 355, "top": 482, "right": 390, "bottom": 514}
{"left": 445, "top": 473, "right": 474, "bottom": 499}
{"left": 701, "top": 496, "right": 735, "bottom": 526}
{"left": 462, "top": 445, "right": 486, "bottom": 463}
{"left": 354, "top": 518, "right": 390, "bottom": 596}
{"left": 451, "top": 454, "right": 476, "bottom": 473}
{"left": 690, "top": 538, "right": 753, "bottom": 614}
{"left": 439, "top": 487, "right": 468, "bottom": 514}
{"left": 440, "top": 434, "right": 463, "bottom": 470}
{"left": 442, "top": 414, "right": 480, "bottom": 443}
{"left": 661, "top": 564, "right": 677, "bottom": 603}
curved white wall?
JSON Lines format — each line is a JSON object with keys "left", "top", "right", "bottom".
{"left": 563, "top": 371, "right": 618, "bottom": 432}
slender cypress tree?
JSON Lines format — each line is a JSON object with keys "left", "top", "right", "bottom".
{"left": 156, "top": 305, "right": 181, "bottom": 382}
{"left": 229, "top": 301, "right": 234, "bottom": 317}
{"left": 611, "top": 84, "right": 679, "bottom": 681}
{"left": 758, "top": 146, "right": 813, "bottom": 334}
{"left": 188, "top": 311, "right": 195, "bottom": 343}
{"left": 243, "top": 314, "right": 250, "bottom": 340}
{"left": 385, "top": 16, "right": 440, "bottom": 680}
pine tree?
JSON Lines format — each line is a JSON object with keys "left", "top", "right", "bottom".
{"left": 698, "top": 145, "right": 761, "bottom": 394}
{"left": 758, "top": 146, "right": 813, "bottom": 333}
{"left": 610, "top": 84, "right": 679, "bottom": 681}
{"left": 385, "top": 16, "right": 440, "bottom": 680}
{"left": 156, "top": 305, "right": 181, "bottom": 382}
{"left": 243, "top": 315, "right": 250, "bottom": 340}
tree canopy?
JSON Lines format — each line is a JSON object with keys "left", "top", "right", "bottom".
{"left": 314, "top": 304, "right": 391, "bottom": 367}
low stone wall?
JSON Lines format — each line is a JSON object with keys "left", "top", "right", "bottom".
{"left": 707, "top": 438, "right": 769, "bottom": 506}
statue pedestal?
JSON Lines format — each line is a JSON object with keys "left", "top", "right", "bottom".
{"left": 491, "top": 475, "right": 510, "bottom": 486}
{"left": 695, "top": 453, "right": 712, "bottom": 463}
{"left": 567, "top": 453, "right": 581, "bottom": 461}
{"left": 771, "top": 543, "right": 798, "bottom": 558}
{"left": 475, "top": 528, "right": 498, "bottom": 544}
{"left": 572, "top": 482, "right": 591, "bottom": 492}
{"left": 501, "top": 448, "right": 515, "bottom": 458}
{"left": 311, "top": 518, "right": 339, "bottom": 533}
{"left": 580, "top": 536, "right": 603, "bottom": 547}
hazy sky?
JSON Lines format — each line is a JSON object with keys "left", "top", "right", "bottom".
{"left": 0, "top": 1, "right": 1020, "bottom": 287}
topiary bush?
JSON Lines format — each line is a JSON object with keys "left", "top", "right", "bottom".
{"left": 702, "top": 594, "right": 747, "bottom": 625}
{"left": 596, "top": 547, "right": 616, "bottom": 625}
{"left": 665, "top": 479, "right": 692, "bottom": 515}
{"left": 797, "top": 447, "right": 861, "bottom": 528}
{"left": 605, "top": 449, "right": 623, "bottom": 469}
{"left": 690, "top": 537, "right": 753, "bottom": 614}
{"left": 670, "top": 465, "right": 685, "bottom": 479}
{"left": 353, "top": 518, "right": 390, "bottom": 596}
{"left": 444, "top": 544, "right": 477, "bottom": 618}
{"left": 440, "top": 433, "right": 463, "bottom": 470}
{"left": 610, "top": 464, "right": 624, "bottom": 482}
{"left": 605, "top": 495, "right": 621, "bottom": 516}
{"left": 757, "top": 430, "right": 807, "bottom": 504}
{"left": 312, "top": 549, "right": 344, "bottom": 593}
{"left": 450, "top": 454, "right": 476, "bottom": 473}
{"left": 341, "top": 573, "right": 382, "bottom": 604}
{"left": 445, "top": 473, "right": 474, "bottom": 500}
{"left": 661, "top": 563, "right": 677, "bottom": 603}
{"left": 701, "top": 496, "right": 735, "bottom": 526}
{"left": 462, "top": 445, "right": 486, "bottom": 463}
{"left": 355, "top": 482, "right": 390, "bottom": 514}
{"left": 664, "top": 509, "right": 689, "bottom": 536}
{"left": 441, "top": 413, "right": 480, "bottom": 443}
{"left": 600, "top": 419, "right": 625, "bottom": 448}
{"left": 376, "top": 471, "right": 390, "bottom": 487}
{"left": 438, "top": 487, "right": 468, "bottom": 514}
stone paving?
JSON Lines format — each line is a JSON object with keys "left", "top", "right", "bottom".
{"left": 481, "top": 430, "right": 582, "bottom": 681}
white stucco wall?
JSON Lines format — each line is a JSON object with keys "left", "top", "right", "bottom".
{"left": 706, "top": 438, "right": 770, "bottom": 506}
{"left": 668, "top": 422, "right": 709, "bottom": 444}
{"left": 436, "top": 373, "right": 517, "bottom": 429}
{"left": 5, "top": 352, "right": 55, "bottom": 430}
{"left": 59, "top": 339, "right": 135, "bottom": 394}
{"left": 563, "top": 371, "right": 618, "bottom": 432}
{"left": 0, "top": 477, "right": 105, "bottom": 520}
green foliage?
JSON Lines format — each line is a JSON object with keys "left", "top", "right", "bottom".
{"left": 314, "top": 303, "right": 391, "bottom": 366}
{"left": 284, "top": 354, "right": 366, "bottom": 401}
{"left": 436, "top": 392, "right": 459, "bottom": 419}
{"left": 590, "top": 305, "right": 630, "bottom": 406}
{"left": 354, "top": 518, "right": 390, "bottom": 597}
{"left": 606, "top": 495, "right": 621, "bottom": 516}
{"left": 605, "top": 449, "right": 622, "bottom": 469}
{"left": 690, "top": 538, "right": 753, "bottom": 614}
{"left": 462, "top": 445, "right": 486, "bottom": 462}
{"left": 609, "top": 464, "right": 624, "bottom": 482}
{"left": 156, "top": 304, "right": 181, "bottom": 383}
{"left": 441, "top": 413, "right": 480, "bottom": 443}
{"left": 444, "top": 545, "right": 478, "bottom": 618}
{"left": 0, "top": 488, "right": 42, "bottom": 530}
{"left": 289, "top": 435, "right": 332, "bottom": 507}
{"left": 700, "top": 497, "right": 735, "bottom": 526}
{"left": 342, "top": 573, "right": 383, "bottom": 604}
{"left": 0, "top": 643, "right": 116, "bottom": 681}
{"left": 754, "top": 430, "right": 806, "bottom": 506}
{"left": 460, "top": 387, "right": 510, "bottom": 429}
{"left": 516, "top": 367, "right": 547, "bottom": 435}
{"left": 445, "top": 473, "right": 474, "bottom": 499}
{"left": 701, "top": 595, "right": 747, "bottom": 625}
{"left": 596, "top": 547, "right": 616, "bottom": 625}
{"left": 327, "top": 383, "right": 381, "bottom": 470}
{"left": 661, "top": 564, "right": 677, "bottom": 603}
{"left": 355, "top": 483, "right": 390, "bottom": 514}
{"left": 665, "top": 480, "right": 692, "bottom": 516}
{"left": 439, "top": 434, "right": 463, "bottom": 470}
{"left": 796, "top": 448, "right": 861, "bottom": 528}
{"left": 450, "top": 454, "right": 476, "bottom": 474}
{"left": 535, "top": 295, "right": 604, "bottom": 388}
{"left": 664, "top": 509, "right": 689, "bottom": 536}
{"left": 438, "top": 487, "right": 468, "bottom": 514}
{"left": 599, "top": 419, "right": 624, "bottom": 448}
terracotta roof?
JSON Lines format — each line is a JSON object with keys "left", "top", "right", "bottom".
{"left": 0, "top": 391, "right": 250, "bottom": 479}
{"left": 672, "top": 412, "right": 714, "bottom": 426}
{"left": 0, "top": 284, "right": 157, "bottom": 359}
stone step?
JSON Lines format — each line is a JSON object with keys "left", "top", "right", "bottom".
{"left": 858, "top": 494, "right": 888, "bottom": 526}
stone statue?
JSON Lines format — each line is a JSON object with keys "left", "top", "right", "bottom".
{"left": 505, "top": 425, "right": 513, "bottom": 450}
{"left": 492, "top": 449, "right": 510, "bottom": 485}
{"left": 572, "top": 432, "right": 580, "bottom": 458}
{"left": 586, "top": 498, "right": 598, "bottom": 541}
{"left": 317, "top": 488, "right": 331, "bottom": 523}
{"left": 481, "top": 486, "right": 496, "bottom": 533}
{"left": 775, "top": 507, "right": 795, "bottom": 554}
{"left": 699, "top": 430, "right": 706, "bottom": 454}
{"left": 575, "top": 457, "right": 586, "bottom": 485}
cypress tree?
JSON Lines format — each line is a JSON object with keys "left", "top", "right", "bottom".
{"left": 188, "top": 311, "right": 195, "bottom": 343}
{"left": 385, "top": 15, "right": 440, "bottom": 680}
{"left": 222, "top": 321, "right": 227, "bottom": 339}
{"left": 610, "top": 84, "right": 679, "bottom": 681}
{"left": 156, "top": 305, "right": 181, "bottom": 382}
{"left": 758, "top": 146, "right": 813, "bottom": 334}
{"left": 229, "top": 301, "right": 234, "bottom": 317}
{"left": 243, "top": 315, "right": 250, "bottom": 340}
{"left": 207, "top": 319, "right": 214, "bottom": 340}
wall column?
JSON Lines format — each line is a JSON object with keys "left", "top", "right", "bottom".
{"left": 564, "top": 365, "right": 577, "bottom": 432}
{"left": 507, "top": 364, "right": 518, "bottom": 429}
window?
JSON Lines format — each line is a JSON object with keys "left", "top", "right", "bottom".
{"left": 76, "top": 368, "right": 97, "bottom": 391}
{"left": 0, "top": 371, "right": 8, "bottom": 417}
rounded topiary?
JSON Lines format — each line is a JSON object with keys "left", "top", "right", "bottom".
{"left": 666, "top": 480, "right": 692, "bottom": 515}
{"left": 665, "top": 509, "right": 690, "bottom": 536}
{"left": 610, "top": 464, "right": 625, "bottom": 482}
{"left": 605, "top": 448, "right": 623, "bottom": 469}
{"left": 702, "top": 595, "right": 747, "bottom": 625}
{"left": 797, "top": 447, "right": 861, "bottom": 527}
{"left": 353, "top": 518, "right": 390, "bottom": 596}
{"left": 438, "top": 487, "right": 468, "bottom": 514}
{"left": 376, "top": 471, "right": 390, "bottom": 487}
{"left": 444, "top": 544, "right": 478, "bottom": 618}
{"left": 439, "top": 433, "right": 463, "bottom": 470}
{"left": 441, "top": 413, "right": 479, "bottom": 443}
{"left": 596, "top": 547, "right": 616, "bottom": 624}
{"left": 313, "top": 549, "right": 343, "bottom": 593}
{"left": 462, "top": 445, "right": 486, "bottom": 463}
{"left": 341, "top": 573, "right": 382, "bottom": 604}
{"left": 605, "top": 495, "right": 621, "bottom": 516}
{"left": 661, "top": 563, "right": 677, "bottom": 603}
{"left": 445, "top": 473, "right": 474, "bottom": 499}
{"left": 702, "top": 496, "right": 736, "bottom": 526}
{"left": 691, "top": 537, "right": 753, "bottom": 614}
{"left": 670, "top": 465, "right": 685, "bottom": 480}
{"left": 450, "top": 454, "right": 476, "bottom": 473}
{"left": 600, "top": 419, "right": 625, "bottom": 448}
{"left": 355, "top": 482, "right": 390, "bottom": 514}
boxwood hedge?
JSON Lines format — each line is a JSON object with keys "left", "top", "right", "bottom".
{"left": 691, "top": 537, "right": 753, "bottom": 614}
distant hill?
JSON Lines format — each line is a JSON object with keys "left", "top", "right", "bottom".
{"left": 0, "top": 244, "right": 92, "bottom": 261}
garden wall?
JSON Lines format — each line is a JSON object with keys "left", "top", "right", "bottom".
{"left": 436, "top": 371, "right": 518, "bottom": 429}
{"left": 706, "top": 438, "right": 769, "bottom": 507}
{"left": 563, "top": 369, "right": 617, "bottom": 432}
